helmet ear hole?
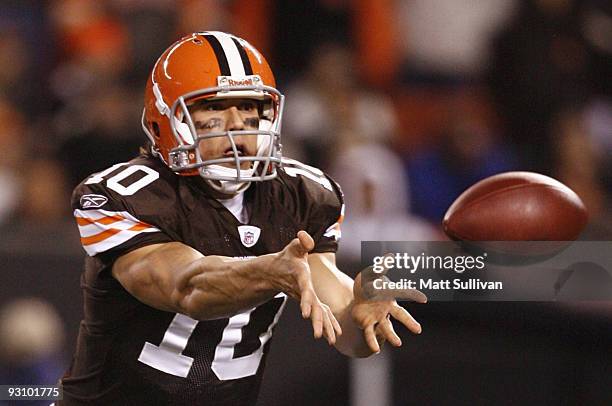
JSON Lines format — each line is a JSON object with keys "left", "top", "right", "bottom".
{"left": 151, "top": 122, "right": 160, "bottom": 138}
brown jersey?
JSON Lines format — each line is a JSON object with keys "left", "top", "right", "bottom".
{"left": 60, "top": 154, "right": 344, "bottom": 405}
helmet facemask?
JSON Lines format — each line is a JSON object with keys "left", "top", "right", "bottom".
{"left": 163, "top": 79, "right": 284, "bottom": 194}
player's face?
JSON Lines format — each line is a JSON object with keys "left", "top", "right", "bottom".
{"left": 190, "top": 98, "right": 260, "bottom": 169}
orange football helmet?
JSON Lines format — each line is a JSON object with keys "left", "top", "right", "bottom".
{"left": 142, "top": 31, "right": 284, "bottom": 193}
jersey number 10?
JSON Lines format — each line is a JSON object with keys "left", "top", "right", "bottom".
{"left": 138, "top": 294, "right": 286, "bottom": 380}
{"left": 85, "top": 163, "right": 159, "bottom": 196}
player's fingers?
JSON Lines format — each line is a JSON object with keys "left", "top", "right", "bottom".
{"left": 322, "top": 308, "right": 336, "bottom": 345}
{"left": 390, "top": 305, "right": 422, "bottom": 334}
{"left": 310, "top": 302, "right": 323, "bottom": 339}
{"left": 296, "top": 230, "right": 315, "bottom": 252}
{"left": 391, "top": 288, "right": 428, "bottom": 304}
{"left": 377, "top": 319, "right": 401, "bottom": 347}
{"left": 364, "top": 324, "right": 381, "bottom": 354}
{"left": 300, "top": 289, "right": 312, "bottom": 319}
{"left": 295, "top": 269, "right": 314, "bottom": 318}
{"left": 330, "top": 309, "right": 342, "bottom": 337}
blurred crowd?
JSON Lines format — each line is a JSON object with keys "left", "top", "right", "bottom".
{"left": 1, "top": 0, "right": 611, "bottom": 394}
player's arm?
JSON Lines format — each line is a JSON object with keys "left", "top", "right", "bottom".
{"left": 309, "top": 250, "right": 426, "bottom": 358}
{"left": 112, "top": 236, "right": 341, "bottom": 343}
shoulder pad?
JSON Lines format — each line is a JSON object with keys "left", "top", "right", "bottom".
{"left": 71, "top": 156, "right": 176, "bottom": 256}
{"left": 279, "top": 157, "right": 335, "bottom": 193}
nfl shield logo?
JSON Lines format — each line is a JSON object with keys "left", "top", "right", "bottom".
{"left": 238, "top": 225, "right": 261, "bottom": 248}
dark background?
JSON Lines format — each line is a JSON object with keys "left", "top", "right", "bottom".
{"left": 1, "top": 1, "right": 611, "bottom": 405}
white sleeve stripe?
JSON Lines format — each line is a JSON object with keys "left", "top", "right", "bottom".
{"left": 74, "top": 209, "right": 141, "bottom": 223}
{"left": 77, "top": 218, "right": 159, "bottom": 238}
{"left": 82, "top": 227, "right": 160, "bottom": 256}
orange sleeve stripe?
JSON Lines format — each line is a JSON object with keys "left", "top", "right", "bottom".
{"left": 80, "top": 222, "right": 153, "bottom": 246}
{"left": 128, "top": 223, "right": 151, "bottom": 232}
{"left": 76, "top": 215, "right": 125, "bottom": 226}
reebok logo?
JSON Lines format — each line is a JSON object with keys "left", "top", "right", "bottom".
{"left": 80, "top": 194, "right": 108, "bottom": 209}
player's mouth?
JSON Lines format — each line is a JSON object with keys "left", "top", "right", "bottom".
{"left": 221, "top": 144, "right": 254, "bottom": 169}
{"left": 223, "top": 144, "right": 247, "bottom": 157}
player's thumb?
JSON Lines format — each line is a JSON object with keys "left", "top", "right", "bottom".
{"left": 287, "top": 231, "right": 314, "bottom": 257}
{"left": 297, "top": 230, "right": 315, "bottom": 252}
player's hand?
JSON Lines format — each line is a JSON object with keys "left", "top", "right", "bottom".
{"left": 271, "top": 231, "right": 342, "bottom": 345}
{"left": 351, "top": 263, "right": 427, "bottom": 353}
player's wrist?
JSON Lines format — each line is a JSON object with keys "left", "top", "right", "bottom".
{"left": 246, "top": 254, "right": 281, "bottom": 293}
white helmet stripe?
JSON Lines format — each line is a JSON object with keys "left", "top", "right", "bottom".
{"left": 209, "top": 31, "right": 246, "bottom": 77}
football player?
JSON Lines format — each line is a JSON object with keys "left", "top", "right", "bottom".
{"left": 59, "top": 32, "right": 426, "bottom": 405}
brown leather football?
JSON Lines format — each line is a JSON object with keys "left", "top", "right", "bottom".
{"left": 443, "top": 172, "right": 588, "bottom": 242}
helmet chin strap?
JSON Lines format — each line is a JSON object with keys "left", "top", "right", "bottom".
{"left": 200, "top": 165, "right": 254, "bottom": 195}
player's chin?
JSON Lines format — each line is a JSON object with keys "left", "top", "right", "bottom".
{"left": 217, "top": 162, "right": 253, "bottom": 170}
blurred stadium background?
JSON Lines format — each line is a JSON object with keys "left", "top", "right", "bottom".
{"left": 0, "top": 0, "right": 610, "bottom": 405}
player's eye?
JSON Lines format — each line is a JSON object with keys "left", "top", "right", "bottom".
{"left": 238, "top": 101, "right": 257, "bottom": 112}
{"left": 205, "top": 103, "right": 223, "bottom": 111}
{"left": 195, "top": 118, "right": 223, "bottom": 130}
{"left": 244, "top": 117, "right": 259, "bottom": 128}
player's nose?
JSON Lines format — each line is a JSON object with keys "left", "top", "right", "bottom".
{"left": 224, "top": 106, "right": 245, "bottom": 131}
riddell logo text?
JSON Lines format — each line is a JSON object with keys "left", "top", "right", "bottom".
{"left": 228, "top": 78, "right": 253, "bottom": 86}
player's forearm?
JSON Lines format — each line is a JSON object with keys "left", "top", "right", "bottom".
{"left": 176, "top": 254, "right": 280, "bottom": 320}
{"left": 114, "top": 243, "right": 281, "bottom": 319}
